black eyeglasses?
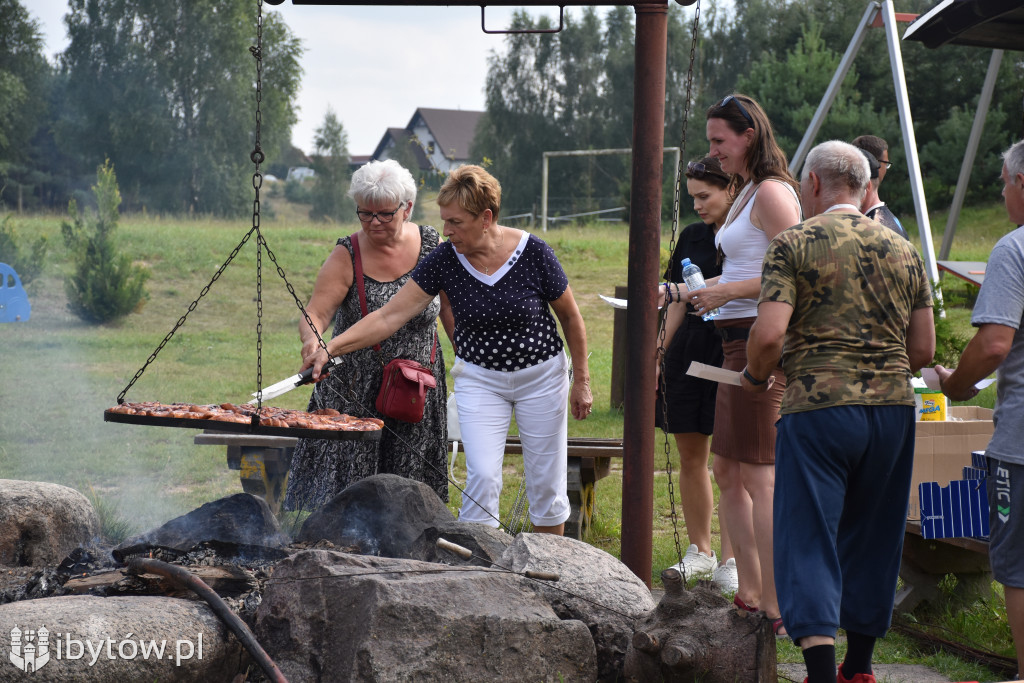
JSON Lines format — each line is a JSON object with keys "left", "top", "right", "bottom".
{"left": 880, "top": 159, "right": 893, "bottom": 170}
{"left": 356, "top": 204, "right": 404, "bottom": 223}
{"left": 719, "top": 95, "right": 754, "bottom": 129}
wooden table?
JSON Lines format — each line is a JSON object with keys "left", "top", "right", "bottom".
{"left": 895, "top": 520, "right": 991, "bottom": 612}
{"left": 937, "top": 260, "right": 986, "bottom": 287}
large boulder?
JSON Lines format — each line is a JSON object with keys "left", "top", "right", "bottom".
{"left": 113, "top": 493, "right": 287, "bottom": 561}
{"left": 0, "top": 480, "right": 100, "bottom": 567}
{"left": 499, "top": 533, "right": 657, "bottom": 682}
{"left": 0, "top": 595, "right": 245, "bottom": 681}
{"left": 255, "top": 549, "right": 598, "bottom": 682}
{"left": 411, "top": 520, "right": 514, "bottom": 566}
{"left": 297, "top": 474, "right": 455, "bottom": 557}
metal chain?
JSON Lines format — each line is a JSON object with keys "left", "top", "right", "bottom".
{"left": 251, "top": 0, "right": 265, "bottom": 418}
{"left": 117, "top": 230, "right": 258, "bottom": 403}
{"left": 248, "top": 1, "right": 334, "bottom": 408}
{"left": 118, "top": 0, "right": 329, "bottom": 405}
{"left": 658, "top": 0, "right": 701, "bottom": 571}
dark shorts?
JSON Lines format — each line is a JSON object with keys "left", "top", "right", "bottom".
{"left": 987, "top": 457, "right": 1024, "bottom": 588}
{"left": 774, "top": 404, "right": 915, "bottom": 641}
{"left": 655, "top": 317, "right": 723, "bottom": 435}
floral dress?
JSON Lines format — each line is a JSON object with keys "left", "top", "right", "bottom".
{"left": 284, "top": 225, "right": 448, "bottom": 511}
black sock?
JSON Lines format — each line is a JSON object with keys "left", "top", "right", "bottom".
{"left": 842, "top": 630, "right": 876, "bottom": 676}
{"left": 802, "top": 644, "right": 836, "bottom": 683}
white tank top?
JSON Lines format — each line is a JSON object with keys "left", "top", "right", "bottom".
{"left": 714, "top": 180, "right": 799, "bottom": 320}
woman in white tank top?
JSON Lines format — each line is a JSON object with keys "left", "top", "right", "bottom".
{"left": 684, "top": 94, "right": 801, "bottom": 637}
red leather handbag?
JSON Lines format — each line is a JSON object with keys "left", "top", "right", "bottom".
{"left": 375, "top": 357, "right": 436, "bottom": 423}
{"left": 352, "top": 233, "right": 437, "bottom": 423}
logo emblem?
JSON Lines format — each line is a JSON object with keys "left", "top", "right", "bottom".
{"left": 10, "top": 625, "right": 51, "bottom": 672}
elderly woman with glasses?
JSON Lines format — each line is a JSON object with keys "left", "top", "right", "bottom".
{"left": 284, "top": 159, "right": 454, "bottom": 512}
{"left": 303, "top": 164, "right": 593, "bottom": 535}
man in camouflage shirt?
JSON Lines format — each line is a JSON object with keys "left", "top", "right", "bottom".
{"left": 741, "top": 140, "right": 935, "bottom": 683}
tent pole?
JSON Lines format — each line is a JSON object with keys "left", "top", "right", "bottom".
{"left": 882, "top": 0, "right": 941, "bottom": 295}
{"left": 939, "top": 49, "right": 1003, "bottom": 260}
{"left": 789, "top": 2, "right": 878, "bottom": 175}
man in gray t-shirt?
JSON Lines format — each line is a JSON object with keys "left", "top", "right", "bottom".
{"left": 936, "top": 138, "right": 1024, "bottom": 679}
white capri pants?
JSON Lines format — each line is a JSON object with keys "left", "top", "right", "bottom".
{"left": 452, "top": 352, "right": 570, "bottom": 528}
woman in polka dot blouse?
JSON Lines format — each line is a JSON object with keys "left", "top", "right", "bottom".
{"left": 304, "top": 165, "right": 593, "bottom": 535}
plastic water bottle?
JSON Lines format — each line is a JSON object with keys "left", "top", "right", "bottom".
{"left": 681, "top": 258, "right": 720, "bottom": 322}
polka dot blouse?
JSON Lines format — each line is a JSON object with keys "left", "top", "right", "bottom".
{"left": 412, "top": 231, "right": 568, "bottom": 371}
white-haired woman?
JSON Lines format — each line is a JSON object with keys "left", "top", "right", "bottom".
{"left": 284, "top": 159, "right": 454, "bottom": 511}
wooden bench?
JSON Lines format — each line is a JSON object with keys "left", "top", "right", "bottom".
{"left": 193, "top": 431, "right": 623, "bottom": 540}
{"left": 475, "top": 436, "right": 621, "bottom": 540}
{"left": 896, "top": 520, "right": 991, "bottom": 612}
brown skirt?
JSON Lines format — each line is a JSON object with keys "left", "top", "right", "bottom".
{"left": 710, "top": 317, "right": 785, "bottom": 464}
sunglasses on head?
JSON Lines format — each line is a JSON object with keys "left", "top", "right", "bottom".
{"left": 719, "top": 95, "right": 754, "bottom": 129}
{"left": 686, "top": 161, "right": 729, "bottom": 182}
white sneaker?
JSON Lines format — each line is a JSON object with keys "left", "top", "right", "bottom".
{"left": 712, "top": 557, "right": 739, "bottom": 594}
{"left": 670, "top": 544, "right": 718, "bottom": 580}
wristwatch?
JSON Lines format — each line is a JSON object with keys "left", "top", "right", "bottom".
{"left": 743, "top": 368, "right": 768, "bottom": 386}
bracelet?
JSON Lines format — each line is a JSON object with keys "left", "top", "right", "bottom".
{"left": 742, "top": 368, "right": 768, "bottom": 386}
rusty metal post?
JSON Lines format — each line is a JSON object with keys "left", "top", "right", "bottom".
{"left": 620, "top": 1, "right": 667, "bottom": 587}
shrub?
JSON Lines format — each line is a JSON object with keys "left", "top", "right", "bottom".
{"left": 62, "top": 160, "right": 149, "bottom": 323}
{"left": 933, "top": 284, "right": 972, "bottom": 368}
{"left": 284, "top": 179, "right": 313, "bottom": 204}
{"left": 0, "top": 214, "right": 48, "bottom": 285}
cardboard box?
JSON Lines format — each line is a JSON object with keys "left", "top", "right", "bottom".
{"left": 908, "top": 406, "right": 994, "bottom": 519}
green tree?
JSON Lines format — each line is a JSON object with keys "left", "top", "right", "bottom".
{"left": 0, "top": 0, "right": 53, "bottom": 210}
{"left": 737, "top": 23, "right": 887, "bottom": 158}
{"left": 57, "top": 0, "right": 302, "bottom": 215}
{"left": 62, "top": 160, "right": 149, "bottom": 323}
{"left": 472, "top": 10, "right": 562, "bottom": 214}
{"left": 309, "top": 107, "right": 354, "bottom": 223}
{"left": 0, "top": 214, "right": 48, "bottom": 285}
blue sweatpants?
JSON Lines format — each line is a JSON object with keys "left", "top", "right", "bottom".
{"left": 774, "top": 404, "right": 915, "bottom": 643}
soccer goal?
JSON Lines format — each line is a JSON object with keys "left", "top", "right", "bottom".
{"left": 540, "top": 147, "right": 680, "bottom": 231}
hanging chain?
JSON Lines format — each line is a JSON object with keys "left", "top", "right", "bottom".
{"left": 248, "top": 0, "right": 333, "bottom": 409}
{"left": 118, "top": 0, "right": 329, "bottom": 406}
{"left": 116, "top": 231, "right": 259, "bottom": 403}
{"left": 658, "top": 0, "right": 701, "bottom": 571}
{"left": 250, "top": 0, "right": 266, "bottom": 418}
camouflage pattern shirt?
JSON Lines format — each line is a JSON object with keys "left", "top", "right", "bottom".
{"left": 759, "top": 212, "right": 932, "bottom": 415}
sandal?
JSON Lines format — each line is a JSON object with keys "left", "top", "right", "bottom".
{"left": 733, "top": 595, "right": 759, "bottom": 614}
{"left": 771, "top": 617, "right": 788, "bottom": 638}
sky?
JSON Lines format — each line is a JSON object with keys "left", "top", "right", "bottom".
{"left": 26, "top": 1, "right": 568, "bottom": 157}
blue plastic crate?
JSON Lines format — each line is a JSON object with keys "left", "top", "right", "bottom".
{"left": 919, "top": 478, "right": 989, "bottom": 540}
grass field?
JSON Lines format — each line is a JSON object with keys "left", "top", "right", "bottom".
{"left": 0, "top": 192, "right": 1019, "bottom": 680}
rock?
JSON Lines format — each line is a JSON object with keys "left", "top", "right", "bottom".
{"left": 255, "top": 549, "right": 598, "bottom": 682}
{"left": 297, "top": 474, "right": 455, "bottom": 557}
{"left": 499, "top": 533, "right": 657, "bottom": 682}
{"left": 113, "top": 493, "right": 287, "bottom": 561}
{"left": 623, "top": 567, "right": 776, "bottom": 682}
{"left": 0, "top": 595, "right": 245, "bottom": 681}
{"left": 0, "top": 480, "right": 100, "bottom": 567}
{"left": 411, "top": 521, "right": 513, "bottom": 566}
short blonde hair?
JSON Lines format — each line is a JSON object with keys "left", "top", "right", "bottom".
{"left": 436, "top": 165, "right": 501, "bottom": 217}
